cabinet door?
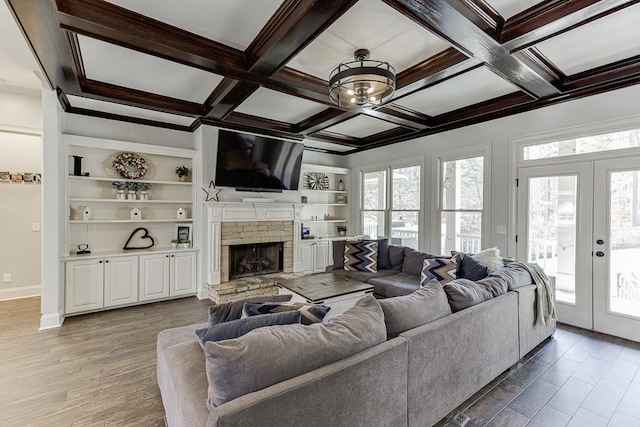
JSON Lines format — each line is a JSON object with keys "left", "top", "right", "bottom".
{"left": 312, "top": 241, "right": 329, "bottom": 274}
{"left": 65, "top": 259, "right": 104, "bottom": 314}
{"left": 299, "top": 243, "right": 313, "bottom": 274}
{"left": 104, "top": 256, "right": 138, "bottom": 307}
{"left": 139, "top": 254, "right": 170, "bottom": 301}
{"left": 170, "top": 251, "right": 196, "bottom": 296}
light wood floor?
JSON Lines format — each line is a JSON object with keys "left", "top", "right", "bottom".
{"left": 0, "top": 296, "right": 210, "bottom": 427}
{"left": 2, "top": 297, "right": 640, "bottom": 426}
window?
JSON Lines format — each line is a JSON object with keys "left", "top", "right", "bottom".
{"left": 435, "top": 148, "right": 489, "bottom": 254}
{"left": 523, "top": 128, "right": 640, "bottom": 161}
{"left": 361, "top": 162, "right": 421, "bottom": 249}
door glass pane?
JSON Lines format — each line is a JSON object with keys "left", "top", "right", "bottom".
{"left": 441, "top": 212, "right": 482, "bottom": 254}
{"left": 609, "top": 170, "right": 640, "bottom": 318}
{"left": 442, "top": 157, "right": 483, "bottom": 210}
{"left": 528, "top": 176, "right": 577, "bottom": 304}
{"left": 363, "top": 171, "right": 386, "bottom": 210}
{"left": 393, "top": 166, "right": 420, "bottom": 210}
{"left": 363, "top": 211, "right": 385, "bottom": 239}
{"left": 392, "top": 211, "right": 418, "bottom": 249}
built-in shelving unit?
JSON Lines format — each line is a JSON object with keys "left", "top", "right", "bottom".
{"left": 63, "top": 134, "right": 198, "bottom": 316}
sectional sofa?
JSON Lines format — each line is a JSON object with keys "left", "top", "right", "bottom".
{"left": 157, "top": 243, "right": 555, "bottom": 427}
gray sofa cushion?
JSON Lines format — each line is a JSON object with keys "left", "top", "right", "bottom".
{"left": 208, "top": 294, "right": 292, "bottom": 325}
{"left": 388, "top": 245, "right": 405, "bottom": 269}
{"left": 378, "top": 280, "right": 452, "bottom": 338}
{"left": 401, "top": 247, "right": 438, "bottom": 277}
{"left": 500, "top": 263, "right": 534, "bottom": 290}
{"left": 332, "top": 240, "right": 348, "bottom": 269}
{"left": 443, "top": 278, "right": 493, "bottom": 312}
{"left": 332, "top": 268, "right": 399, "bottom": 283}
{"left": 195, "top": 311, "right": 301, "bottom": 347}
{"left": 203, "top": 295, "right": 386, "bottom": 408}
{"left": 476, "top": 274, "right": 509, "bottom": 297}
{"left": 368, "top": 272, "right": 420, "bottom": 298}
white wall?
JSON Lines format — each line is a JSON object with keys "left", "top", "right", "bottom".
{"left": 348, "top": 84, "right": 640, "bottom": 256}
{"left": 0, "top": 88, "right": 42, "bottom": 300}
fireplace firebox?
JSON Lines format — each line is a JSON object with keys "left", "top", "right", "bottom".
{"left": 229, "top": 242, "right": 283, "bottom": 280}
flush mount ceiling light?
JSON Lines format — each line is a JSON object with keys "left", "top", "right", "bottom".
{"left": 329, "top": 49, "right": 396, "bottom": 109}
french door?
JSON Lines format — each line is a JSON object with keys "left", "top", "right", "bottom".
{"left": 518, "top": 157, "right": 640, "bottom": 341}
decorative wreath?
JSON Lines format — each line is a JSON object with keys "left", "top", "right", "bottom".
{"left": 305, "top": 172, "right": 329, "bottom": 190}
{"left": 112, "top": 152, "right": 149, "bottom": 179}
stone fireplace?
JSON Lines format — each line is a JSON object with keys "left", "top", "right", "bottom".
{"left": 228, "top": 241, "right": 283, "bottom": 280}
{"left": 207, "top": 203, "right": 303, "bottom": 303}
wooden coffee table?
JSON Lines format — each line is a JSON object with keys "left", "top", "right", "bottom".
{"left": 277, "top": 273, "right": 374, "bottom": 319}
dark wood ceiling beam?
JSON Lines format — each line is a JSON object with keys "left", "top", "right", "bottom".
{"left": 6, "top": 0, "right": 80, "bottom": 92}
{"left": 512, "top": 48, "right": 565, "bottom": 83}
{"left": 562, "top": 55, "right": 640, "bottom": 91}
{"left": 77, "top": 79, "right": 206, "bottom": 116}
{"left": 197, "top": 117, "right": 304, "bottom": 141}
{"left": 55, "top": 0, "right": 249, "bottom": 76}
{"left": 431, "top": 91, "right": 532, "bottom": 126}
{"left": 443, "top": 0, "right": 504, "bottom": 39}
{"left": 307, "top": 131, "right": 364, "bottom": 147}
{"left": 265, "top": 68, "right": 334, "bottom": 106}
{"left": 297, "top": 109, "right": 360, "bottom": 135}
{"left": 224, "top": 112, "right": 297, "bottom": 134}
{"left": 384, "top": 0, "right": 560, "bottom": 99}
{"left": 361, "top": 106, "right": 430, "bottom": 131}
{"left": 502, "top": 0, "right": 639, "bottom": 52}
{"left": 207, "top": 0, "right": 357, "bottom": 120}
{"left": 361, "top": 127, "right": 417, "bottom": 145}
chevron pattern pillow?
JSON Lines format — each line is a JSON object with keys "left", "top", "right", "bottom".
{"left": 241, "top": 302, "right": 330, "bottom": 325}
{"left": 420, "top": 257, "right": 457, "bottom": 286}
{"left": 344, "top": 241, "right": 378, "bottom": 272}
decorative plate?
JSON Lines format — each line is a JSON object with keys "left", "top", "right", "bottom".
{"left": 306, "top": 172, "right": 329, "bottom": 190}
{"left": 112, "top": 152, "right": 149, "bottom": 179}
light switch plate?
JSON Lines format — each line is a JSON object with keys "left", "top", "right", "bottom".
{"left": 497, "top": 225, "right": 507, "bottom": 235}
{"left": 2, "top": 273, "right": 11, "bottom": 283}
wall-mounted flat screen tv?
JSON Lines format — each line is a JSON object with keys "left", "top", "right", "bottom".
{"left": 215, "top": 130, "right": 303, "bottom": 191}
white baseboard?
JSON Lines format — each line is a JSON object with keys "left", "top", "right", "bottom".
{"left": 40, "top": 311, "right": 64, "bottom": 330}
{"left": 196, "top": 287, "right": 209, "bottom": 300}
{"left": 0, "top": 285, "right": 41, "bottom": 301}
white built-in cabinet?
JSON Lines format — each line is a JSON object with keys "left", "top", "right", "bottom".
{"left": 299, "top": 240, "right": 331, "bottom": 274}
{"left": 65, "top": 255, "right": 138, "bottom": 314}
{"left": 139, "top": 251, "right": 196, "bottom": 301}
{"left": 63, "top": 135, "right": 199, "bottom": 316}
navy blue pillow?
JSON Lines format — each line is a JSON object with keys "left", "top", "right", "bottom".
{"left": 195, "top": 311, "right": 301, "bottom": 348}
{"left": 362, "top": 238, "right": 390, "bottom": 269}
{"left": 458, "top": 254, "right": 490, "bottom": 281}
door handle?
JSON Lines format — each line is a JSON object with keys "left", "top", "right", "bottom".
{"left": 595, "top": 251, "right": 605, "bottom": 257}
{"left": 596, "top": 239, "right": 604, "bottom": 245}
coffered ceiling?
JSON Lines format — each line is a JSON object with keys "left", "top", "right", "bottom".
{"left": 5, "top": 0, "right": 640, "bottom": 154}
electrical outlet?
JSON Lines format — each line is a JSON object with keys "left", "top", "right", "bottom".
{"left": 451, "top": 412, "right": 470, "bottom": 427}
{"left": 32, "top": 222, "right": 40, "bottom": 231}
{"left": 2, "top": 273, "right": 11, "bottom": 283}
{"left": 496, "top": 225, "right": 507, "bottom": 235}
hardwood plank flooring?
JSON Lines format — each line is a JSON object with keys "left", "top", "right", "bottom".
{"left": 2, "top": 297, "right": 640, "bottom": 426}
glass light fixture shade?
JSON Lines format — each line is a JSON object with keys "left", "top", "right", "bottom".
{"left": 329, "top": 58, "right": 396, "bottom": 108}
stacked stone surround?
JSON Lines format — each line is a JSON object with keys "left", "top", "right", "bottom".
{"left": 209, "top": 220, "right": 294, "bottom": 303}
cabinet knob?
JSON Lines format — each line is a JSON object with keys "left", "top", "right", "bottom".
{"left": 166, "top": 255, "right": 169, "bottom": 258}
{"left": 105, "top": 260, "right": 109, "bottom": 263}
{"left": 171, "top": 255, "right": 174, "bottom": 258}
{"left": 99, "top": 260, "right": 103, "bottom": 264}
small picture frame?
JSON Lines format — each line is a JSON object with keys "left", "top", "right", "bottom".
{"left": 301, "top": 196, "right": 307, "bottom": 203}
{"left": 0, "top": 172, "right": 9, "bottom": 182}
{"left": 33, "top": 173, "right": 42, "bottom": 184}
{"left": 11, "top": 173, "right": 23, "bottom": 183}
{"left": 23, "top": 173, "right": 34, "bottom": 183}
{"left": 175, "top": 223, "right": 193, "bottom": 245}
{"left": 335, "top": 194, "right": 346, "bottom": 204}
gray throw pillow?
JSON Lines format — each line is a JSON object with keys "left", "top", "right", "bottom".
{"left": 195, "top": 311, "right": 301, "bottom": 348}
{"left": 363, "top": 238, "right": 390, "bottom": 269}
{"left": 378, "top": 279, "right": 452, "bottom": 338}
{"left": 208, "top": 294, "right": 292, "bottom": 326}
{"left": 241, "top": 302, "right": 330, "bottom": 325}
{"left": 443, "top": 279, "right": 493, "bottom": 312}
{"left": 401, "top": 247, "right": 435, "bottom": 277}
{"left": 332, "top": 240, "right": 348, "bottom": 270}
{"left": 388, "top": 245, "right": 405, "bottom": 269}
{"left": 203, "top": 295, "right": 386, "bottom": 408}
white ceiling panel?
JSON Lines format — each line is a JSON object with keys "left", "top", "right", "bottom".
{"left": 235, "top": 88, "right": 326, "bottom": 124}
{"left": 78, "top": 35, "right": 224, "bottom": 103}
{"left": 287, "top": 0, "right": 451, "bottom": 79}
{"left": 393, "top": 66, "right": 519, "bottom": 116}
{"left": 323, "top": 115, "right": 397, "bottom": 139}
{"left": 67, "top": 95, "right": 195, "bottom": 126}
{"left": 304, "top": 139, "right": 353, "bottom": 153}
{"left": 105, "top": 0, "right": 284, "bottom": 50}
{"left": 487, "top": 0, "right": 540, "bottom": 19}
{"left": 536, "top": 4, "right": 640, "bottom": 76}
{"left": 0, "top": 2, "right": 42, "bottom": 90}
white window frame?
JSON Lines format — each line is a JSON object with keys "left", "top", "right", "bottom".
{"left": 357, "top": 157, "right": 424, "bottom": 247}
{"left": 431, "top": 145, "right": 491, "bottom": 255}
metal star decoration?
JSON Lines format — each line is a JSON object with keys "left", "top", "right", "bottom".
{"left": 203, "top": 180, "right": 221, "bottom": 202}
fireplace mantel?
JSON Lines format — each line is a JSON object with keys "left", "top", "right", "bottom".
{"left": 206, "top": 202, "right": 304, "bottom": 286}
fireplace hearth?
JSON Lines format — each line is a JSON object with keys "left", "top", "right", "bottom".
{"left": 229, "top": 242, "right": 283, "bottom": 280}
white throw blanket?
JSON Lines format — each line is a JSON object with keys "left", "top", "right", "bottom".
{"left": 511, "top": 262, "right": 557, "bottom": 326}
